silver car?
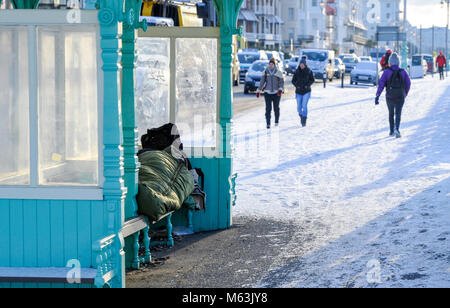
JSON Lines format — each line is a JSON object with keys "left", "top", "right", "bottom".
{"left": 350, "top": 61, "right": 382, "bottom": 86}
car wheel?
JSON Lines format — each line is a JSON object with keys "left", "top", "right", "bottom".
{"left": 244, "top": 86, "right": 249, "bottom": 94}
{"left": 355, "top": 82, "right": 358, "bottom": 85}
{"left": 350, "top": 80, "right": 353, "bottom": 85}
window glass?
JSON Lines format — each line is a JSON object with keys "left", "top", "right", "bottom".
{"left": 238, "top": 53, "right": 260, "bottom": 64}
{"left": 251, "top": 61, "right": 269, "bottom": 72}
{"left": 176, "top": 38, "right": 217, "bottom": 148}
{"left": 0, "top": 27, "right": 30, "bottom": 185}
{"left": 136, "top": 38, "right": 171, "bottom": 139}
{"left": 37, "top": 26, "right": 99, "bottom": 186}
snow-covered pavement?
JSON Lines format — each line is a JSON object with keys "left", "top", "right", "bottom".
{"left": 232, "top": 76, "right": 450, "bottom": 288}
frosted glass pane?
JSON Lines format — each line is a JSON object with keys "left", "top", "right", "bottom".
{"left": 176, "top": 38, "right": 217, "bottom": 148}
{"left": 0, "top": 27, "right": 30, "bottom": 185}
{"left": 37, "top": 26, "right": 99, "bottom": 186}
{"left": 136, "top": 38, "right": 170, "bottom": 140}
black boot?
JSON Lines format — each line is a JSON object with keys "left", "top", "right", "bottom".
{"left": 301, "top": 117, "right": 307, "bottom": 127}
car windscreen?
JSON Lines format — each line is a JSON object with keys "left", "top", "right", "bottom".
{"left": 423, "top": 56, "right": 433, "bottom": 62}
{"left": 412, "top": 56, "right": 422, "bottom": 66}
{"left": 238, "top": 54, "right": 260, "bottom": 64}
{"left": 250, "top": 62, "right": 268, "bottom": 72}
{"left": 356, "top": 62, "right": 377, "bottom": 71}
{"left": 302, "top": 51, "right": 328, "bottom": 62}
{"left": 290, "top": 57, "right": 299, "bottom": 63}
{"left": 343, "top": 57, "right": 357, "bottom": 63}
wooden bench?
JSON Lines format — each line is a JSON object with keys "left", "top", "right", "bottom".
{"left": 0, "top": 234, "right": 119, "bottom": 288}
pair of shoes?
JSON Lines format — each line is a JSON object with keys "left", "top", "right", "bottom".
{"left": 267, "top": 125, "right": 271, "bottom": 129}
{"left": 275, "top": 123, "right": 279, "bottom": 127}
{"left": 394, "top": 129, "right": 401, "bottom": 138}
{"left": 389, "top": 131, "right": 395, "bottom": 137}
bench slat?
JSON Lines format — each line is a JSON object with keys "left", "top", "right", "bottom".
{"left": 0, "top": 267, "right": 97, "bottom": 284}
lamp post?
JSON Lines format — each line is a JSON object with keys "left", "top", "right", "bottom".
{"left": 352, "top": 7, "right": 356, "bottom": 53}
{"left": 401, "top": 0, "right": 408, "bottom": 69}
{"left": 441, "top": 0, "right": 449, "bottom": 75}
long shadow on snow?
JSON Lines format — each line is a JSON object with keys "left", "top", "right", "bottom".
{"left": 258, "top": 176, "right": 450, "bottom": 288}
{"left": 238, "top": 136, "right": 388, "bottom": 182}
{"left": 343, "top": 84, "right": 450, "bottom": 200}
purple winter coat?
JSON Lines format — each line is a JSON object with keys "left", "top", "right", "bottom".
{"left": 376, "top": 65, "right": 411, "bottom": 100}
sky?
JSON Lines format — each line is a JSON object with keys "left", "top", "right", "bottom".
{"left": 407, "top": 0, "right": 449, "bottom": 28}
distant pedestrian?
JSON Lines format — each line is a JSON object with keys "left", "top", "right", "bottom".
{"left": 375, "top": 52, "right": 411, "bottom": 138}
{"left": 292, "top": 58, "right": 315, "bottom": 127}
{"left": 380, "top": 49, "right": 393, "bottom": 70}
{"left": 436, "top": 51, "right": 447, "bottom": 80}
{"left": 256, "top": 58, "right": 285, "bottom": 129}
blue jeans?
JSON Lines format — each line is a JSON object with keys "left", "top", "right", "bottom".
{"left": 296, "top": 92, "right": 311, "bottom": 118}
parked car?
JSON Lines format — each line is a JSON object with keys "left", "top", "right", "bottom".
{"left": 286, "top": 56, "right": 300, "bottom": 75}
{"left": 360, "top": 56, "right": 373, "bottom": 62}
{"left": 244, "top": 60, "right": 269, "bottom": 94}
{"left": 300, "top": 49, "right": 335, "bottom": 81}
{"left": 342, "top": 56, "right": 361, "bottom": 73}
{"left": 410, "top": 55, "right": 428, "bottom": 78}
{"left": 350, "top": 61, "right": 382, "bottom": 86}
{"left": 266, "top": 51, "right": 285, "bottom": 75}
{"left": 334, "top": 58, "right": 345, "bottom": 78}
{"left": 238, "top": 49, "right": 268, "bottom": 82}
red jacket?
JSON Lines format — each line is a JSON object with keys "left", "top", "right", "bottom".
{"left": 436, "top": 55, "right": 447, "bottom": 67}
{"left": 380, "top": 55, "right": 390, "bottom": 69}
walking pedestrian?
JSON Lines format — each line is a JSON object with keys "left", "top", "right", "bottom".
{"left": 380, "top": 49, "right": 393, "bottom": 71}
{"left": 292, "top": 58, "right": 315, "bottom": 127}
{"left": 375, "top": 52, "right": 411, "bottom": 138}
{"left": 436, "top": 51, "right": 447, "bottom": 80}
{"left": 256, "top": 58, "right": 285, "bottom": 129}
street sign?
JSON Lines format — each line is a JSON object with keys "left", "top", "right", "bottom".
{"left": 376, "top": 32, "right": 406, "bottom": 42}
{"left": 377, "top": 26, "right": 400, "bottom": 33}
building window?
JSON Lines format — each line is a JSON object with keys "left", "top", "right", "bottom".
{"left": 288, "top": 8, "right": 295, "bottom": 20}
{"left": 312, "top": 18, "right": 318, "bottom": 30}
{"left": 312, "top": 0, "right": 317, "bottom": 7}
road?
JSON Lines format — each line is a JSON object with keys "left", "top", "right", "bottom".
{"left": 233, "top": 74, "right": 350, "bottom": 115}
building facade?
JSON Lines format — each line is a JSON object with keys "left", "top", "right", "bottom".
{"left": 238, "top": 0, "right": 284, "bottom": 50}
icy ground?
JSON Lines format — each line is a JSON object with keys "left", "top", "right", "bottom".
{"left": 232, "top": 76, "right": 450, "bottom": 288}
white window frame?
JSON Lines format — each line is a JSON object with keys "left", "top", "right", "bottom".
{"left": 137, "top": 27, "right": 222, "bottom": 158}
{"left": 0, "top": 10, "right": 104, "bottom": 200}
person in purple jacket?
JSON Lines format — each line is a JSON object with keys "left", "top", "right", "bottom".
{"left": 375, "top": 52, "right": 411, "bottom": 138}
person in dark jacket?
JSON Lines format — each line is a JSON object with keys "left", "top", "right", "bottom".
{"left": 292, "top": 58, "right": 315, "bottom": 127}
{"left": 376, "top": 52, "right": 411, "bottom": 138}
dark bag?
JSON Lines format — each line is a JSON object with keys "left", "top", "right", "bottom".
{"left": 386, "top": 69, "right": 405, "bottom": 99}
{"left": 141, "top": 123, "right": 183, "bottom": 151}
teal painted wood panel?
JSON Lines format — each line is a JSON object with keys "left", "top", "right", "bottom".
{"left": 10, "top": 200, "right": 24, "bottom": 267}
{"left": 90, "top": 200, "right": 104, "bottom": 266}
{"left": 0, "top": 200, "right": 10, "bottom": 267}
{"left": 23, "top": 200, "right": 37, "bottom": 267}
{"left": 187, "top": 158, "right": 220, "bottom": 232}
{"left": 50, "top": 201, "right": 65, "bottom": 267}
{"left": 63, "top": 201, "right": 78, "bottom": 266}
{"left": 0, "top": 283, "right": 11, "bottom": 288}
{"left": 36, "top": 200, "right": 51, "bottom": 267}
{"left": 77, "top": 201, "right": 92, "bottom": 268}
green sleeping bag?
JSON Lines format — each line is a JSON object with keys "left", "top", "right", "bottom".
{"left": 137, "top": 150, "right": 195, "bottom": 222}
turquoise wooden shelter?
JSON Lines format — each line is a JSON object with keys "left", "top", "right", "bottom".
{"left": 0, "top": 0, "right": 243, "bottom": 288}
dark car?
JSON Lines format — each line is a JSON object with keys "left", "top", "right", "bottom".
{"left": 244, "top": 60, "right": 269, "bottom": 94}
{"left": 286, "top": 56, "right": 299, "bottom": 75}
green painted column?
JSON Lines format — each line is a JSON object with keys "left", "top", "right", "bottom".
{"left": 213, "top": 0, "right": 243, "bottom": 229}
{"left": 121, "top": 0, "right": 147, "bottom": 270}
{"left": 10, "top": 0, "right": 39, "bottom": 8}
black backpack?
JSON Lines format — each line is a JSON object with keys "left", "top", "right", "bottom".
{"left": 386, "top": 68, "right": 405, "bottom": 99}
